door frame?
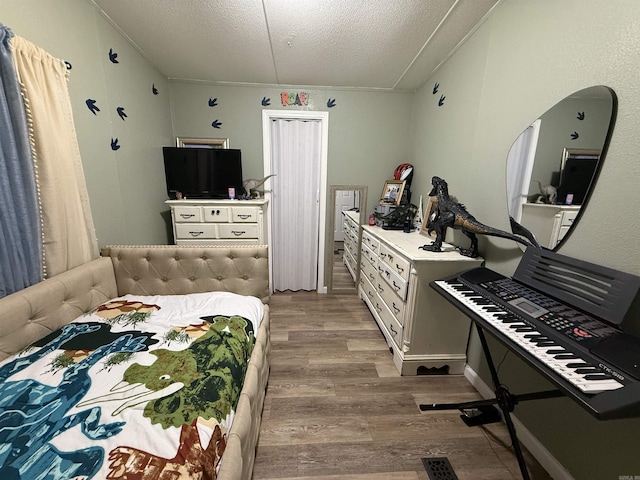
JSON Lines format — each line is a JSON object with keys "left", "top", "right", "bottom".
{"left": 262, "top": 109, "right": 329, "bottom": 293}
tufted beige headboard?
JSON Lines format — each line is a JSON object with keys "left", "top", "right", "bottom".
{"left": 101, "top": 245, "right": 270, "bottom": 303}
{"left": 0, "top": 257, "right": 118, "bottom": 361}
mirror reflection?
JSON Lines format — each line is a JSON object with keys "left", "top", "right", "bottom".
{"left": 327, "top": 185, "right": 367, "bottom": 293}
{"left": 506, "top": 86, "right": 616, "bottom": 249}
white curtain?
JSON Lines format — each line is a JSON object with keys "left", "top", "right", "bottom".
{"left": 11, "top": 35, "right": 98, "bottom": 277}
{"left": 506, "top": 119, "right": 540, "bottom": 222}
{"left": 270, "top": 118, "right": 321, "bottom": 291}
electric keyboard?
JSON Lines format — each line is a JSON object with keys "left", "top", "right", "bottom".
{"left": 432, "top": 248, "right": 640, "bottom": 420}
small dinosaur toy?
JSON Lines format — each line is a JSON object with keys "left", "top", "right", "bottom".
{"left": 243, "top": 174, "right": 276, "bottom": 197}
{"left": 421, "top": 176, "right": 539, "bottom": 258}
{"left": 534, "top": 180, "right": 557, "bottom": 204}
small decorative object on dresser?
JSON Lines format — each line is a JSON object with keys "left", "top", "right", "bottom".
{"left": 379, "top": 180, "right": 406, "bottom": 206}
{"left": 420, "top": 176, "right": 539, "bottom": 258}
{"left": 419, "top": 195, "right": 443, "bottom": 241}
{"left": 242, "top": 174, "right": 276, "bottom": 198}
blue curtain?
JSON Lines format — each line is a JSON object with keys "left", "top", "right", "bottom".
{"left": 0, "top": 25, "right": 42, "bottom": 297}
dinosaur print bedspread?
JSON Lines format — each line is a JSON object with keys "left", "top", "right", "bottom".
{"left": 0, "top": 291, "right": 264, "bottom": 480}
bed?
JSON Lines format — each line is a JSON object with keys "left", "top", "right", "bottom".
{"left": 0, "top": 245, "right": 271, "bottom": 480}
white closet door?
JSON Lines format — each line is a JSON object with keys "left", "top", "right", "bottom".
{"left": 270, "top": 118, "right": 321, "bottom": 291}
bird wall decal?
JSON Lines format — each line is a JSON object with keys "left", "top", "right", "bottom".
{"left": 117, "top": 107, "right": 127, "bottom": 121}
{"left": 152, "top": 84, "right": 158, "bottom": 95}
{"left": 108, "top": 48, "right": 119, "bottom": 63}
{"left": 208, "top": 97, "right": 218, "bottom": 107}
{"left": 111, "top": 138, "right": 120, "bottom": 150}
{"left": 438, "top": 94, "right": 446, "bottom": 106}
{"left": 571, "top": 131, "right": 579, "bottom": 140}
{"left": 577, "top": 111, "right": 585, "bottom": 120}
{"left": 86, "top": 99, "right": 100, "bottom": 115}
{"left": 211, "top": 119, "right": 222, "bottom": 129}
{"left": 327, "top": 98, "right": 336, "bottom": 108}
{"left": 433, "top": 83, "right": 439, "bottom": 94}
{"left": 261, "top": 97, "right": 271, "bottom": 106}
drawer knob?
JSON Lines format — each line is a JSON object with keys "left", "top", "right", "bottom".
{"left": 189, "top": 231, "right": 204, "bottom": 237}
{"left": 231, "top": 231, "right": 246, "bottom": 236}
{"left": 392, "top": 303, "right": 400, "bottom": 313}
{"left": 180, "top": 213, "right": 195, "bottom": 218}
{"left": 396, "top": 264, "right": 404, "bottom": 273}
{"left": 392, "top": 281, "right": 400, "bottom": 291}
{"left": 238, "top": 214, "right": 252, "bottom": 219}
{"left": 389, "top": 324, "right": 397, "bottom": 335}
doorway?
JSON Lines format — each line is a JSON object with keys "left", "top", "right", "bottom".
{"left": 262, "top": 110, "right": 329, "bottom": 293}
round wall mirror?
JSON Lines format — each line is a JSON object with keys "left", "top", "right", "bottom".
{"left": 506, "top": 86, "right": 617, "bottom": 250}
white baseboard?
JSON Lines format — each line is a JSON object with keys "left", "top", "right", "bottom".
{"left": 464, "top": 365, "right": 574, "bottom": 480}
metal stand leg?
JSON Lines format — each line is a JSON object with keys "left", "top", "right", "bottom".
{"left": 419, "top": 324, "right": 564, "bottom": 480}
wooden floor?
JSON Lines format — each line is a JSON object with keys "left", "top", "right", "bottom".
{"left": 252, "top": 257, "right": 552, "bottom": 480}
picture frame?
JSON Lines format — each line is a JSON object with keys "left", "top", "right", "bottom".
{"left": 176, "top": 137, "right": 229, "bottom": 149}
{"left": 420, "top": 196, "right": 444, "bottom": 240}
{"left": 379, "top": 180, "right": 405, "bottom": 206}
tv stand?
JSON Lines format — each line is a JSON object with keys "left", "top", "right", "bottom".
{"left": 165, "top": 199, "right": 268, "bottom": 246}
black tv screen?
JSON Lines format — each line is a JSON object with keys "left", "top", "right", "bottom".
{"left": 557, "top": 157, "right": 598, "bottom": 205}
{"left": 162, "top": 147, "right": 243, "bottom": 199}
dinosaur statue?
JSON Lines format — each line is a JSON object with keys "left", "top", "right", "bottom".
{"left": 243, "top": 174, "right": 276, "bottom": 198}
{"left": 421, "top": 176, "right": 540, "bottom": 258}
{"left": 534, "top": 180, "right": 557, "bottom": 204}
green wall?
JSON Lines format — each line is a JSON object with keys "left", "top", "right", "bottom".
{"left": 0, "top": 0, "right": 174, "bottom": 247}
{"left": 409, "top": 1, "right": 640, "bottom": 478}
{"left": 169, "top": 81, "right": 414, "bottom": 216}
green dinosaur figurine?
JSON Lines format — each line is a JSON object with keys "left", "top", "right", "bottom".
{"left": 421, "top": 176, "right": 539, "bottom": 258}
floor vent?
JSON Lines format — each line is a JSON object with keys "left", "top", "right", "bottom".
{"left": 422, "top": 457, "right": 459, "bottom": 480}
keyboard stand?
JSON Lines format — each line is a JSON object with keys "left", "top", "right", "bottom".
{"left": 419, "top": 324, "right": 564, "bottom": 480}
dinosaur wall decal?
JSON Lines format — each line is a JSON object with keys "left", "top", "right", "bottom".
{"left": 421, "top": 176, "right": 539, "bottom": 258}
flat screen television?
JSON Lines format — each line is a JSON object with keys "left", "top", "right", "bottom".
{"left": 556, "top": 157, "right": 599, "bottom": 205}
{"left": 162, "top": 147, "right": 243, "bottom": 199}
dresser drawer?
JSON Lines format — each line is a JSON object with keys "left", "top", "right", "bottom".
{"left": 203, "top": 206, "right": 230, "bottom": 222}
{"left": 379, "top": 243, "right": 410, "bottom": 281}
{"left": 344, "top": 235, "right": 358, "bottom": 258}
{"left": 376, "top": 276, "right": 405, "bottom": 323}
{"left": 376, "top": 298, "right": 403, "bottom": 348}
{"left": 377, "top": 261, "right": 408, "bottom": 300}
{"left": 360, "top": 255, "right": 378, "bottom": 285}
{"left": 175, "top": 223, "right": 217, "bottom": 239}
{"left": 232, "top": 207, "right": 260, "bottom": 223}
{"left": 361, "top": 230, "right": 379, "bottom": 254}
{"left": 359, "top": 273, "right": 378, "bottom": 305}
{"left": 173, "top": 206, "right": 202, "bottom": 223}
{"left": 361, "top": 243, "right": 377, "bottom": 268}
{"left": 219, "top": 223, "right": 259, "bottom": 239}
{"left": 560, "top": 209, "right": 578, "bottom": 227}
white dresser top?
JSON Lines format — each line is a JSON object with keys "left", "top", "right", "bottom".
{"left": 165, "top": 199, "right": 268, "bottom": 206}
{"left": 362, "top": 225, "right": 482, "bottom": 263}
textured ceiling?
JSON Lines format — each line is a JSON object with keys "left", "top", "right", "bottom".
{"left": 90, "top": 0, "right": 499, "bottom": 91}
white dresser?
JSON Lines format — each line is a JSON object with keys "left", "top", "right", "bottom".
{"left": 359, "top": 226, "right": 482, "bottom": 375}
{"left": 520, "top": 203, "right": 580, "bottom": 249}
{"left": 342, "top": 210, "right": 361, "bottom": 282}
{"left": 166, "top": 199, "right": 268, "bottom": 245}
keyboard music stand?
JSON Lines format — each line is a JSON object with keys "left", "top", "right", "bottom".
{"left": 419, "top": 323, "right": 564, "bottom": 480}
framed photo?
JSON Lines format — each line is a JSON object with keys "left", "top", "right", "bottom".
{"left": 420, "top": 196, "right": 444, "bottom": 240}
{"left": 379, "top": 180, "right": 405, "bottom": 206}
{"left": 176, "top": 137, "right": 229, "bottom": 149}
